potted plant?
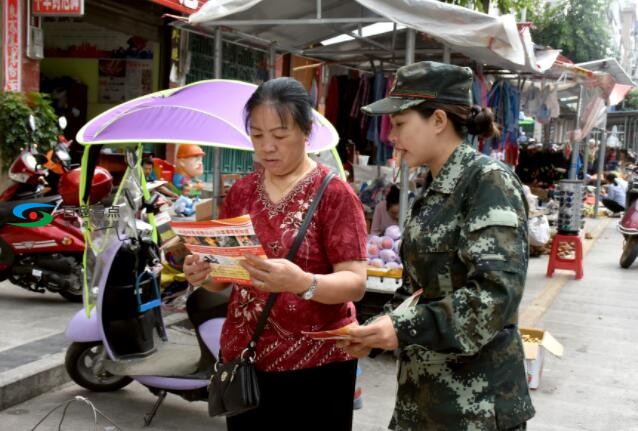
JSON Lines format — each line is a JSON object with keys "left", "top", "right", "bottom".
{"left": 0, "top": 92, "right": 60, "bottom": 172}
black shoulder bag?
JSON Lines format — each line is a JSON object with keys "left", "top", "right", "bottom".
{"left": 208, "top": 172, "right": 336, "bottom": 417}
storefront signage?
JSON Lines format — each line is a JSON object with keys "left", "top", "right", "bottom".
{"left": 3, "top": 0, "right": 22, "bottom": 92}
{"left": 32, "top": 0, "right": 84, "bottom": 17}
{"left": 150, "top": 0, "right": 207, "bottom": 14}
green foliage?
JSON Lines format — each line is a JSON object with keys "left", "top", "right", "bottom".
{"left": 621, "top": 89, "right": 638, "bottom": 110}
{"left": 0, "top": 92, "right": 60, "bottom": 171}
{"left": 529, "top": 0, "right": 615, "bottom": 64}
{"left": 439, "top": 0, "right": 535, "bottom": 16}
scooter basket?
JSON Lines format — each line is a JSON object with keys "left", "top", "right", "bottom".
{"left": 102, "top": 275, "right": 163, "bottom": 358}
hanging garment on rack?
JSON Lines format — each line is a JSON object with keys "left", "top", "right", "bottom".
{"left": 310, "top": 76, "right": 319, "bottom": 108}
{"left": 350, "top": 75, "right": 370, "bottom": 119}
{"left": 472, "top": 69, "right": 488, "bottom": 107}
{"left": 379, "top": 74, "right": 395, "bottom": 145}
{"left": 325, "top": 75, "right": 340, "bottom": 127}
{"left": 486, "top": 80, "right": 520, "bottom": 164}
{"left": 365, "top": 72, "right": 390, "bottom": 165}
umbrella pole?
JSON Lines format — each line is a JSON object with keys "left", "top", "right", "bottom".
{"left": 212, "top": 26, "right": 223, "bottom": 219}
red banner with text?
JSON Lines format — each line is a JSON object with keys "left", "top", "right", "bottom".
{"left": 3, "top": 0, "right": 21, "bottom": 91}
{"left": 32, "top": 0, "right": 84, "bottom": 16}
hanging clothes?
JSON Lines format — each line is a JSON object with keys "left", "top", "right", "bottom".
{"left": 310, "top": 76, "right": 319, "bottom": 108}
{"left": 365, "top": 72, "right": 391, "bottom": 165}
{"left": 350, "top": 75, "right": 372, "bottom": 137}
{"left": 486, "top": 80, "right": 521, "bottom": 166}
{"left": 379, "top": 74, "right": 395, "bottom": 145}
{"left": 471, "top": 66, "right": 489, "bottom": 152}
{"left": 472, "top": 68, "right": 488, "bottom": 107}
{"left": 325, "top": 75, "right": 340, "bottom": 127}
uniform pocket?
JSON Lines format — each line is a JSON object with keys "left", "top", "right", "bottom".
{"left": 468, "top": 209, "right": 519, "bottom": 232}
{"left": 422, "top": 250, "right": 457, "bottom": 298}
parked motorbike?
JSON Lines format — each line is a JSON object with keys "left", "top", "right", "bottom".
{"left": 618, "top": 168, "right": 638, "bottom": 268}
{"left": 0, "top": 116, "right": 113, "bottom": 302}
{"left": 65, "top": 147, "right": 227, "bottom": 424}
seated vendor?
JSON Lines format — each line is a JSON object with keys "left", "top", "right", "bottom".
{"left": 602, "top": 173, "right": 627, "bottom": 215}
{"left": 370, "top": 185, "right": 400, "bottom": 235}
{"left": 142, "top": 157, "right": 179, "bottom": 199}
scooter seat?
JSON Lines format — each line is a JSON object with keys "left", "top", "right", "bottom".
{"left": 103, "top": 327, "right": 201, "bottom": 377}
{"left": 0, "top": 195, "right": 61, "bottom": 227}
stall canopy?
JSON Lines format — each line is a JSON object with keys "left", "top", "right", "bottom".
{"left": 576, "top": 58, "right": 635, "bottom": 107}
{"left": 187, "top": 0, "right": 559, "bottom": 74}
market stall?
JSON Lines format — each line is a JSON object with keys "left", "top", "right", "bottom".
{"left": 164, "top": 0, "right": 621, "bottom": 307}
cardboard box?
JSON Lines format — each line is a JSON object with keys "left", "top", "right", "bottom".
{"left": 519, "top": 327, "right": 564, "bottom": 389}
{"left": 195, "top": 198, "right": 213, "bottom": 221}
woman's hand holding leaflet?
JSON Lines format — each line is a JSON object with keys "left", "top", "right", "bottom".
{"left": 338, "top": 315, "right": 399, "bottom": 356}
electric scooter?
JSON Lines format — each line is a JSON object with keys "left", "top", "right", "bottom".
{"left": 0, "top": 117, "right": 112, "bottom": 302}
{"left": 64, "top": 147, "right": 227, "bottom": 425}
{"left": 618, "top": 167, "right": 638, "bottom": 268}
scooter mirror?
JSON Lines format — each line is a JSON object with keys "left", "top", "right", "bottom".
{"left": 59, "top": 116, "right": 68, "bottom": 130}
{"left": 125, "top": 147, "right": 138, "bottom": 169}
{"left": 28, "top": 115, "right": 36, "bottom": 131}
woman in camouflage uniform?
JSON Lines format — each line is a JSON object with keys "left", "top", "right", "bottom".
{"left": 342, "top": 61, "right": 535, "bottom": 430}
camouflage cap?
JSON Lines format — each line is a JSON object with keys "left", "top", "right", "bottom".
{"left": 361, "top": 61, "right": 473, "bottom": 115}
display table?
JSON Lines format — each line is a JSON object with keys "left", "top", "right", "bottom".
{"left": 357, "top": 267, "right": 402, "bottom": 323}
{"left": 352, "top": 164, "right": 398, "bottom": 184}
{"left": 365, "top": 267, "right": 402, "bottom": 294}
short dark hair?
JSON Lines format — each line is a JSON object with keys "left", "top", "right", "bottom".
{"left": 386, "top": 185, "right": 400, "bottom": 207}
{"left": 606, "top": 173, "right": 617, "bottom": 184}
{"left": 409, "top": 102, "right": 499, "bottom": 139}
{"left": 142, "top": 157, "right": 153, "bottom": 166}
{"left": 244, "top": 77, "right": 314, "bottom": 136}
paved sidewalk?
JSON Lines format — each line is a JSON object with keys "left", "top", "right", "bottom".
{"left": 2, "top": 216, "right": 638, "bottom": 430}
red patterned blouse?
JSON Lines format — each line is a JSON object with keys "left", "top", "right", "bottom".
{"left": 218, "top": 163, "right": 368, "bottom": 372}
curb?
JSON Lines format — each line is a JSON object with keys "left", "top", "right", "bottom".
{"left": 0, "top": 352, "right": 66, "bottom": 411}
{"left": 0, "top": 312, "right": 189, "bottom": 411}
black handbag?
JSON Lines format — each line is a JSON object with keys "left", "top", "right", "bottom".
{"left": 208, "top": 172, "right": 336, "bottom": 417}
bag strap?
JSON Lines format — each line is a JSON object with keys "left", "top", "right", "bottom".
{"left": 246, "top": 171, "right": 336, "bottom": 352}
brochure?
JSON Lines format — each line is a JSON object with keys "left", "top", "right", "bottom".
{"left": 302, "top": 324, "right": 354, "bottom": 341}
{"left": 169, "top": 214, "right": 266, "bottom": 285}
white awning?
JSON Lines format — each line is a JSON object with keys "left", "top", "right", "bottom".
{"left": 188, "top": 0, "right": 559, "bottom": 74}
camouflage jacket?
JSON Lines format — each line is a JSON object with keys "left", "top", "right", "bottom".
{"left": 386, "top": 144, "right": 535, "bottom": 430}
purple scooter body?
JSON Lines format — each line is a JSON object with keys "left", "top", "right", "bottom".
{"left": 65, "top": 304, "right": 224, "bottom": 391}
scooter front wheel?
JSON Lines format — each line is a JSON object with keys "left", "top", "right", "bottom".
{"left": 65, "top": 342, "right": 132, "bottom": 392}
{"left": 620, "top": 236, "right": 638, "bottom": 269}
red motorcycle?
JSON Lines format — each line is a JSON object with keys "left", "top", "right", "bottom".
{"left": 0, "top": 117, "right": 112, "bottom": 302}
{"left": 619, "top": 169, "right": 638, "bottom": 268}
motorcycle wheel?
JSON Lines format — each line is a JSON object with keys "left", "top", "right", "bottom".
{"left": 65, "top": 342, "right": 132, "bottom": 392}
{"left": 620, "top": 237, "right": 638, "bottom": 269}
{"left": 59, "top": 287, "right": 82, "bottom": 302}
{"left": 58, "top": 257, "right": 83, "bottom": 303}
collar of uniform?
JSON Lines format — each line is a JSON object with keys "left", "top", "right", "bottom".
{"left": 428, "top": 144, "right": 477, "bottom": 194}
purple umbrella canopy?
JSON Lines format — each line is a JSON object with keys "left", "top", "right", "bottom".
{"left": 76, "top": 80, "right": 339, "bottom": 153}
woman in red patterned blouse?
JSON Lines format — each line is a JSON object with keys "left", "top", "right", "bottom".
{"left": 183, "top": 77, "right": 368, "bottom": 431}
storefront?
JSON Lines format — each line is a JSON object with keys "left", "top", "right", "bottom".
{"left": 39, "top": 1, "right": 172, "bottom": 159}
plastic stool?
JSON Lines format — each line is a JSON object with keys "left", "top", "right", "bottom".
{"left": 546, "top": 233, "right": 583, "bottom": 280}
